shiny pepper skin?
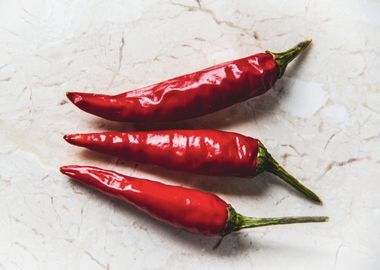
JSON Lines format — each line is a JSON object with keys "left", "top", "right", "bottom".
{"left": 66, "top": 40, "right": 312, "bottom": 122}
{"left": 60, "top": 166, "right": 328, "bottom": 236}
{"left": 67, "top": 53, "right": 277, "bottom": 122}
{"left": 64, "top": 129, "right": 323, "bottom": 203}
{"left": 64, "top": 129, "right": 260, "bottom": 176}
{"left": 60, "top": 165, "right": 229, "bottom": 236}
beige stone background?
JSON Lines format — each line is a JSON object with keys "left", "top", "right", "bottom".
{"left": 0, "top": 0, "right": 379, "bottom": 269}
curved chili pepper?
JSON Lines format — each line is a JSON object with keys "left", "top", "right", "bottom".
{"left": 66, "top": 40, "right": 311, "bottom": 122}
{"left": 60, "top": 165, "right": 327, "bottom": 236}
{"left": 64, "top": 129, "right": 322, "bottom": 203}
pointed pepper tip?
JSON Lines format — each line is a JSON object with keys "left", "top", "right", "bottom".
{"left": 60, "top": 165, "right": 73, "bottom": 176}
{"left": 59, "top": 165, "right": 84, "bottom": 178}
{"left": 63, "top": 134, "right": 74, "bottom": 144}
{"left": 63, "top": 134, "right": 83, "bottom": 147}
{"left": 66, "top": 92, "right": 83, "bottom": 104}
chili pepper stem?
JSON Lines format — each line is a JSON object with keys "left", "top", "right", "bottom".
{"left": 266, "top": 39, "right": 312, "bottom": 78}
{"left": 222, "top": 206, "right": 328, "bottom": 235}
{"left": 256, "top": 141, "right": 323, "bottom": 204}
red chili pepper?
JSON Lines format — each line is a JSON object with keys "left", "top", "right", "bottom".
{"left": 60, "top": 165, "right": 327, "bottom": 236}
{"left": 66, "top": 40, "right": 311, "bottom": 122}
{"left": 64, "top": 129, "right": 322, "bottom": 203}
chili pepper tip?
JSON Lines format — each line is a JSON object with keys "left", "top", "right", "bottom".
{"left": 63, "top": 134, "right": 70, "bottom": 142}
{"left": 64, "top": 134, "right": 93, "bottom": 149}
{"left": 60, "top": 165, "right": 95, "bottom": 181}
{"left": 63, "top": 134, "right": 80, "bottom": 146}
{"left": 66, "top": 92, "right": 83, "bottom": 104}
{"left": 60, "top": 165, "right": 76, "bottom": 177}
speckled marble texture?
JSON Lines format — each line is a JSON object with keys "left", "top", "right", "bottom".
{"left": 1, "top": 0, "right": 379, "bottom": 269}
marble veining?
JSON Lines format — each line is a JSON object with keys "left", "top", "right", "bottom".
{"left": 0, "top": 0, "right": 379, "bottom": 269}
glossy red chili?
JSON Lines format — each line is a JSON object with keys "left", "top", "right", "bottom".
{"left": 60, "top": 165, "right": 327, "bottom": 236}
{"left": 66, "top": 40, "right": 311, "bottom": 122}
{"left": 64, "top": 129, "right": 322, "bottom": 203}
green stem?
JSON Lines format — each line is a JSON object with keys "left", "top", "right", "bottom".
{"left": 222, "top": 206, "right": 328, "bottom": 235}
{"left": 256, "top": 141, "right": 322, "bottom": 204}
{"left": 266, "top": 39, "right": 312, "bottom": 78}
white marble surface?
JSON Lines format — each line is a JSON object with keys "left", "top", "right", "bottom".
{"left": 1, "top": 0, "right": 379, "bottom": 269}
